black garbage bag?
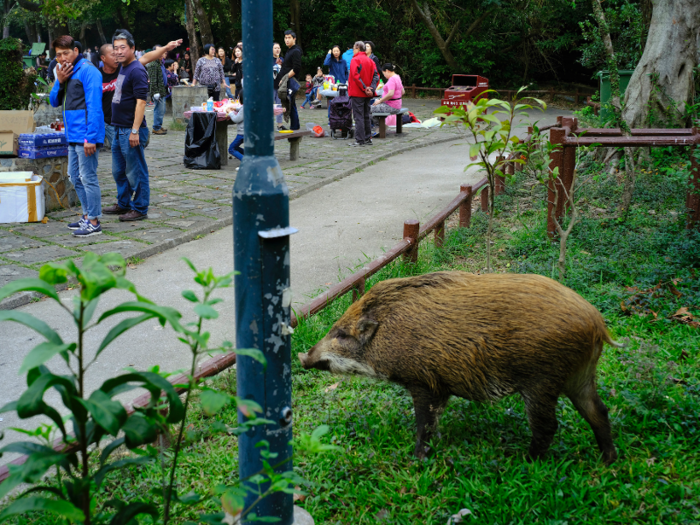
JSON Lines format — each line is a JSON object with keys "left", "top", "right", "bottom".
{"left": 184, "top": 112, "right": 221, "bottom": 170}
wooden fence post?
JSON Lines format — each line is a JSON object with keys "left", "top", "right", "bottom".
{"left": 481, "top": 185, "right": 489, "bottom": 212}
{"left": 352, "top": 277, "right": 366, "bottom": 303}
{"left": 688, "top": 138, "right": 700, "bottom": 229}
{"left": 411, "top": 84, "right": 416, "bottom": 98}
{"left": 495, "top": 156, "right": 506, "bottom": 195}
{"left": 403, "top": 220, "right": 420, "bottom": 263}
{"left": 547, "top": 127, "right": 566, "bottom": 239}
{"left": 459, "top": 184, "right": 473, "bottom": 228}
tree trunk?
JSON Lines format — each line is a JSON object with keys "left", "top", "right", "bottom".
{"left": 185, "top": 0, "right": 200, "bottom": 65}
{"left": 409, "top": 0, "right": 460, "bottom": 71}
{"left": 290, "top": 0, "right": 301, "bottom": 45}
{"left": 116, "top": 6, "right": 130, "bottom": 32}
{"left": 622, "top": 0, "right": 700, "bottom": 128}
{"left": 227, "top": 0, "right": 241, "bottom": 42}
{"left": 95, "top": 18, "right": 107, "bottom": 44}
{"left": 79, "top": 21, "right": 87, "bottom": 46}
{"left": 190, "top": 0, "right": 213, "bottom": 48}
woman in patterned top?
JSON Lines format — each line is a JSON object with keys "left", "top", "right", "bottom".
{"left": 192, "top": 44, "right": 226, "bottom": 101}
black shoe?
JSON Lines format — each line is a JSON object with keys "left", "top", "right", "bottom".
{"left": 364, "top": 139, "right": 374, "bottom": 146}
{"left": 348, "top": 141, "right": 364, "bottom": 147}
{"left": 278, "top": 125, "right": 288, "bottom": 131}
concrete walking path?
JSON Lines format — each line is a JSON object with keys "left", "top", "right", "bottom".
{"left": 0, "top": 107, "right": 570, "bottom": 462}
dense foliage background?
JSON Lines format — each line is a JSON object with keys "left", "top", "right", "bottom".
{"left": 1, "top": 0, "right": 652, "bottom": 89}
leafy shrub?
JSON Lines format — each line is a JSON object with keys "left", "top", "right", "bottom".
{"left": 0, "top": 37, "right": 36, "bottom": 110}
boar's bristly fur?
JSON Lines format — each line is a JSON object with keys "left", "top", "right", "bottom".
{"left": 298, "top": 271, "right": 619, "bottom": 464}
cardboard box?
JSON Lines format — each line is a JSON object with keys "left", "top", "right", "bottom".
{"left": 0, "top": 131, "right": 19, "bottom": 156}
{"left": 0, "top": 110, "right": 35, "bottom": 157}
{"left": 0, "top": 172, "right": 46, "bottom": 223}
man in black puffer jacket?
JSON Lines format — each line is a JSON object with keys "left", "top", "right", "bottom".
{"left": 274, "top": 30, "right": 303, "bottom": 131}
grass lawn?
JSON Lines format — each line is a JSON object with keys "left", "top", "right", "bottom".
{"left": 6, "top": 145, "right": 699, "bottom": 524}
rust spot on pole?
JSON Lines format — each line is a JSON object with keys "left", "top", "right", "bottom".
{"left": 403, "top": 219, "right": 420, "bottom": 263}
{"left": 352, "top": 277, "right": 366, "bottom": 302}
{"left": 459, "top": 184, "right": 473, "bottom": 228}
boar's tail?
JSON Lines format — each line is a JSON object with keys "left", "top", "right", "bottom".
{"left": 602, "top": 328, "right": 624, "bottom": 349}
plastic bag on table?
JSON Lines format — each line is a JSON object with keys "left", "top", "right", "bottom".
{"left": 184, "top": 112, "right": 221, "bottom": 170}
{"left": 305, "top": 122, "right": 326, "bottom": 138}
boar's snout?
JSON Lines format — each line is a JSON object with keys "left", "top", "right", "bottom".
{"left": 297, "top": 345, "right": 331, "bottom": 371}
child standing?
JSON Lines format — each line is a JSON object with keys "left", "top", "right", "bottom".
{"left": 301, "top": 73, "right": 314, "bottom": 108}
{"left": 227, "top": 91, "right": 244, "bottom": 165}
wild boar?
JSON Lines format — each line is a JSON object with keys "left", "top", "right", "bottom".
{"left": 298, "top": 271, "right": 618, "bottom": 464}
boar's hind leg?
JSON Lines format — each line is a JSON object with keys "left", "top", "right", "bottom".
{"left": 409, "top": 387, "right": 450, "bottom": 460}
{"left": 566, "top": 381, "right": 617, "bottom": 465}
{"left": 523, "top": 393, "right": 559, "bottom": 461}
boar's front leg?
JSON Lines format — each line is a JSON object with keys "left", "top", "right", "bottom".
{"left": 409, "top": 386, "right": 450, "bottom": 459}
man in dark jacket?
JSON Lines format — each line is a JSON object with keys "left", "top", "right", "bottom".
{"left": 274, "top": 30, "right": 302, "bottom": 131}
{"left": 147, "top": 44, "right": 169, "bottom": 135}
{"left": 50, "top": 35, "right": 105, "bottom": 237}
{"left": 348, "top": 41, "right": 379, "bottom": 147}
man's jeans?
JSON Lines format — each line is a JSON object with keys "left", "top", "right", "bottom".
{"left": 112, "top": 127, "right": 150, "bottom": 214}
{"left": 104, "top": 124, "right": 115, "bottom": 150}
{"left": 289, "top": 94, "right": 300, "bottom": 130}
{"left": 68, "top": 144, "right": 102, "bottom": 220}
{"left": 152, "top": 97, "right": 166, "bottom": 131}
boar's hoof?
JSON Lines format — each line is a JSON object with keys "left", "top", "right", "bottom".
{"left": 414, "top": 442, "right": 431, "bottom": 460}
{"left": 602, "top": 449, "right": 618, "bottom": 466}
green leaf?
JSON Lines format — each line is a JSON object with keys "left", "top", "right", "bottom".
{"left": 19, "top": 342, "right": 75, "bottom": 375}
{"left": 122, "top": 414, "right": 159, "bottom": 449}
{"left": 100, "top": 372, "right": 185, "bottom": 423}
{"left": 95, "top": 313, "right": 156, "bottom": 359}
{"left": 0, "top": 278, "right": 60, "bottom": 303}
{"left": 0, "top": 311, "right": 63, "bottom": 345}
{"left": 182, "top": 289, "right": 198, "bottom": 302}
{"left": 38, "top": 263, "right": 70, "bottom": 285}
{"left": 79, "top": 390, "right": 127, "bottom": 436}
{"left": 100, "top": 437, "right": 125, "bottom": 465}
{"left": 17, "top": 372, "right": 77, "bottom": 420}
{"left": 468, "top": 142, "right": 481, "bottom": 161}
{"left": 221, "top": 488, "right": 245, "bottom": 517}
{"left": 194, "top": 303, "right": 218, "bottom": 320}
{"left": 93, "top": 457, "right": 152, "bottom": 490}
{"left": 108, "top": 501, "right": 159, "bottom": 525}
{"left": 0, "top": 497, "right": 84, "bottom": 523}
{"left": 98, "top": 302, "right": 182, "bottom": 327}
{"left": 234, "top": 348, "right": 267, "bottom": 369}
{"left": 200, "top": 388, "right": 231, "bottom": 416}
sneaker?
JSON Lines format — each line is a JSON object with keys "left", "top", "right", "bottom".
{"left": 103, "top": 204, "right": 130, "bottom": 215}
{"left": 67, "top": 216, "right": 87, "bottom": 230}
{"left": 364, "top": 139, "right": 374, "bottom": 146}
{"left": 348, "top": 141, "right": 364, "bottom": 147}
{"left": 152, "top": 129, "right": 168, "bottom": 135}
{"left": 119, "top": 210, "right": 148, "bottom": 222}
{"left": 72, "top": 221, "right": 102, "bottom": 237}
{"left": 278, "top": 126, "right": 288, "bottom": 131}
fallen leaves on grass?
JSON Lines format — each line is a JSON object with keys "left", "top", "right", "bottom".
{"left": 324, "top": 382, "right": 340, "bottom": 393}
{"left": 669, "top": 307, "right": 699, "bottom": 328}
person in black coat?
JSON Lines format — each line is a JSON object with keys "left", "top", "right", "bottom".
{"left": 365, "top": 41, "right": 381, "bottom": 74}
{"left": 218, "top": 47, "right": 233, "bottom": 98}
{"left": 274, "top": 30, "right": 303, "bottom": 130}
{"left": 230, "top": 45, "right": 243, "bottom": 97}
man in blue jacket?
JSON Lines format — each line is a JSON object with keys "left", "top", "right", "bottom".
{"left": 50, "top": 35, "right": 106, "bottom": 237}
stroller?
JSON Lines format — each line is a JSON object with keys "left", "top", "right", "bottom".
{"left": 329, "top": 84, "right": 354, "bottom": 139}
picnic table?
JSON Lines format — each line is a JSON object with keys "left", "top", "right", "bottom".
{"left": 183, "top": 110, "right": 310, "bottom": 166}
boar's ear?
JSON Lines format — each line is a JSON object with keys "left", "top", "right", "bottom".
{"left": 357, "top": 317, "right": 378, "bottom": 345}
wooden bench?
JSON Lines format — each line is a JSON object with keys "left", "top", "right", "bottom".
{"left": 274, "top": 130, "right": 312, "bottom": 161}
{"left": 373, "top": 107, "right": 409, "bottom": 139}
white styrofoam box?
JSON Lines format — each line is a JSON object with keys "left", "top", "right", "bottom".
{"left": 0, "top": 172, "right": 46, "bottom": 223}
